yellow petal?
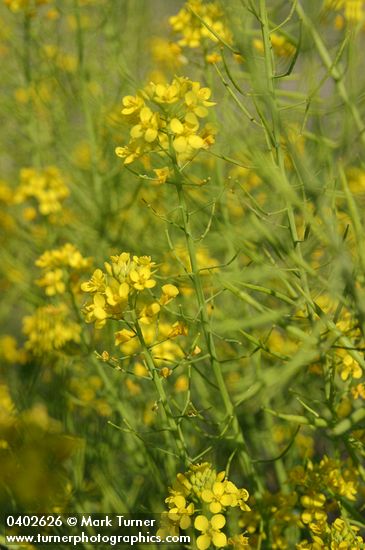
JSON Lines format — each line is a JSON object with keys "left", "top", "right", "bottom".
{"left": 210, "top": 502, "right": 222, "bottom": 514}
{"left": 201, "top": 489, "right": 213, "bottom": 503}
{"left": 173, "top": 136, "right": 188, "bottom": 153}
{"left": 179, "top": 515, "right": 191, "bottom": 530}
{"left": 129, "top": 270, "right": 139, "bottom": 283}
{"left": 119, "top": 282, "right": 129, "bottom": 298}
{"left": 195, "top": 106, "right": 208, "bottom": 118}
{"left": 213, "top": 482, "right": 225, "bottom": 496}
{"left": 194, "top": 515, "right": 209, "bottom": 532}
{"left": 185, "top": 112, "right": 199, "bottom": 127}
{"left": 130, "top": 125, "right": 142, "bottom": 139}
{"left": 94, "top": 293, "right": 105, "bottom": 307}
{"left": 140, "top": 106, "right": 152, "bottom": 122}
{"left": 211, "top": 514, "right": 226, "bottom": 530}
{"left": 162, "top": 284, "right": 179, "bottom": 297}
{"left": 94, "top": 307, "right": 107, "bottom": 320}
{"left": 184, "top": 91, "right": 195, "bottom": 106}
{"left": 188, "top": 134, "right": 204, "bottom": 149}
{"left": 212, "top": 531, "right": 227, "bottom": 548}
{"left": 196, "top": 534, "right": 211, "bottom": 550}
{"left": 170, "top": 118, "right": 184, "bottom": 134}
{"left": 174, "top": 495, "right": 186, "bottom": 508}
{"left": 145, "top": 128, "right": 158, "bottom": 142}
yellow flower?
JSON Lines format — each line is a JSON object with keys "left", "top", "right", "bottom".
{"left": 201, "top": 480, "right": 234, "bottom": 513}
{"left": 300, "top": 493, "right": 327, "bottom": 525}
{"left": 81, "top": 268, "right": 106, "bottom": 293}
{"left": 174, "top": 375, "right": 189, "bottom": 392}
{"left": 36, "top": 268, "right": 65, "bottom": 296}
{"left": 105, "top": 280, "right": 130, "bottom": 306}
{"left": 168, "top": 321, "right": 188, "bottom": 338}
{"left": 340, "top": 353, "right": 363, "bottom": 381}
{"left": 14, "top": 166, "right": 69, "bottom": 218}
{"left": 160, "top": 284, "right": 179, "bottom": 305}
{"left": 129, "top": 266, "right": 156, "bottom": 291}
{"left": 23, "top": 304, "right": 81, "bottom": 354}
{"left": 170, "top": 113, "right": 205, "bottom": 153}
{"left": 169, "top": 0, "right": 232, "bottom": 49}
{"left": 139, "top": 302, "right": 161, "bottom": 324}
{"left": 4, "top": 0, "right": 50, "bottom": 13}
{"left": 228, "top": 534, "right": 251, "bottom": 549}
{"left": 352, "top": 383, "right": 365, "bottom": 399}
{"left": 37, "top": 244, "right": 91, "bottom": 271}
{"left": 184, "top": 82, "right": 216, "bottom": 117}
{"left": 0, "top": 336, "right": 27, "bottom": 364}
{"left": 206, "top": 52, "right": 222, "bottom": 64}
{"left": 152, "top": 167, "right": 171, "bottom": 184}
{"left": 325, "top": 0, "right": 365, "bottom": 22}
{"left": 253, "top": 33, "right": 295, "bottom": 57}
{"left": 115, "top": 141, "right": 144, "bottom": 165}
{"left": 84, "top": 293, "right": 109, "bottom": 328}
{"left": 194, "top": 514, "right": 227, "bottom": 549}
{"left": 121, "top": 94, "right": 145, "bottom": 120}
{"left": 115, "top": 328, "right": 135, "bottom": 347}
{"left": 130, "top": 106, "right": 161, "bottom": 143}
{"left": 81, "top": 253, "right": 177, "bottom": 332}
{"left": 115, "top": 77, "right": 216, "bottom": 167}
{"left": 150, "top": 37, "right": 187, "bottom": 69}
{"left": 167, "top": 494, "right": 194, "bottom": 529}
{"left": 150, "top": 82, "right": 181, "bottom": 105}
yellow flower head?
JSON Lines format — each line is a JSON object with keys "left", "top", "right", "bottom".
{"left": 116, "top": 77, "right": 216, "bottom": 167}
{"left": 169, "top": 0, "right": 232, "bottom": 49}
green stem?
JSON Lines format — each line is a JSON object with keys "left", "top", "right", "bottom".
{"left": 23, "top": 13, "right": 31, "bottom": 84}
{"left": 296, "top": 2, "right": 365, "bottom": 146}
{"left": 173, "top": 169, "right": 256, "bottom": 482}
{"left": 258, "top": 0, "right": 311, "bottom": 303}
{"left": 132, "top": 310, "right": 188, "bottom": 469}
{"left": 74, "top": 0, "right": 105, "bottom": 216}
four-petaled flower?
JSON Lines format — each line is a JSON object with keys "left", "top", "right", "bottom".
{"left": 194, "top": 514, "right": 227, "bottom": 550}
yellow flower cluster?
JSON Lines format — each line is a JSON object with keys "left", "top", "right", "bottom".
{"left": 150, "top": 37, "right": 187, "bottom": 72}
{"left": 14, "top": 166, "right": 69, "bottom": 218}
{"left": 352, "top": 382, "right": 365, "bottom": 399}
{"left": 4, "top": 0, "right": 50, "bottom": 13}
{"left": 337, "top": 349, "right": 363, "bottom": 381}
{"left": 297, "top": 517, "right": 365, "bottom": 549}
{"left": 325, "top": 0, "right": 364, "bottom": 22}
{"left": 291, "top": 456, "right": 358, "bottom": 505}
{"left": 115, "top": 76, "right": 216, "bottom": 167}
{"left": 253, "top": 33, "right": 296, "bottom": 57}
{"left": 239, "top": 491, "right": 300, "bottom": 549}
{"left": 169, "top": 0, "right": 232, "bottom": 49}
{"left": 22, "top": 304, "right": 81, "bottom": 355}
{"left": 0, "top": 396, "right": 77, "bottom": 511}
{"left": 68, "top": 369, "right": 112, "bottom": 418}
{"left": 159, "top": 462, "right": 251, "bottom": 550}
{"left": 239, "top": 454, "right": 362, "bottom": 548}
{"left": 116, "top": 321, "right": 187, "bottom": 375}
{"left": 35, "top": 243, "right": 92, "bottom": 296}
{"left": 289, "top": 456, "right": 360, "bottom": 547}
{"left": 0, "top": 180, "right": 15, "bottom": 233}
{"left": 42, "top": 44, "right": 78, "bottom": 74}
{"left": 81, "top": 253, "right": 179, "bottom": 331}
{"left": 347, "top": 166, "right": 365, "bottom": 193}
{"left": 0, "top": 335, "right": 27, "bottom": 364}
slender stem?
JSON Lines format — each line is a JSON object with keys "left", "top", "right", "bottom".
{"left": 258, "top": 0, "right": 311, "bottom": 304}
{"left": 296, "top": 1, "right": 365, "bottom": 146}
{"left": 132, "top": 310, "right": 188, "bottom": 469}
{"left": 23, "top": 13, "right": 31, "bottom": 84}
{"left": 172, "top": 167, "right": 256, "bottom": 481}
{"left": 74, "top": 0, "right": 104, "bottom": 215}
